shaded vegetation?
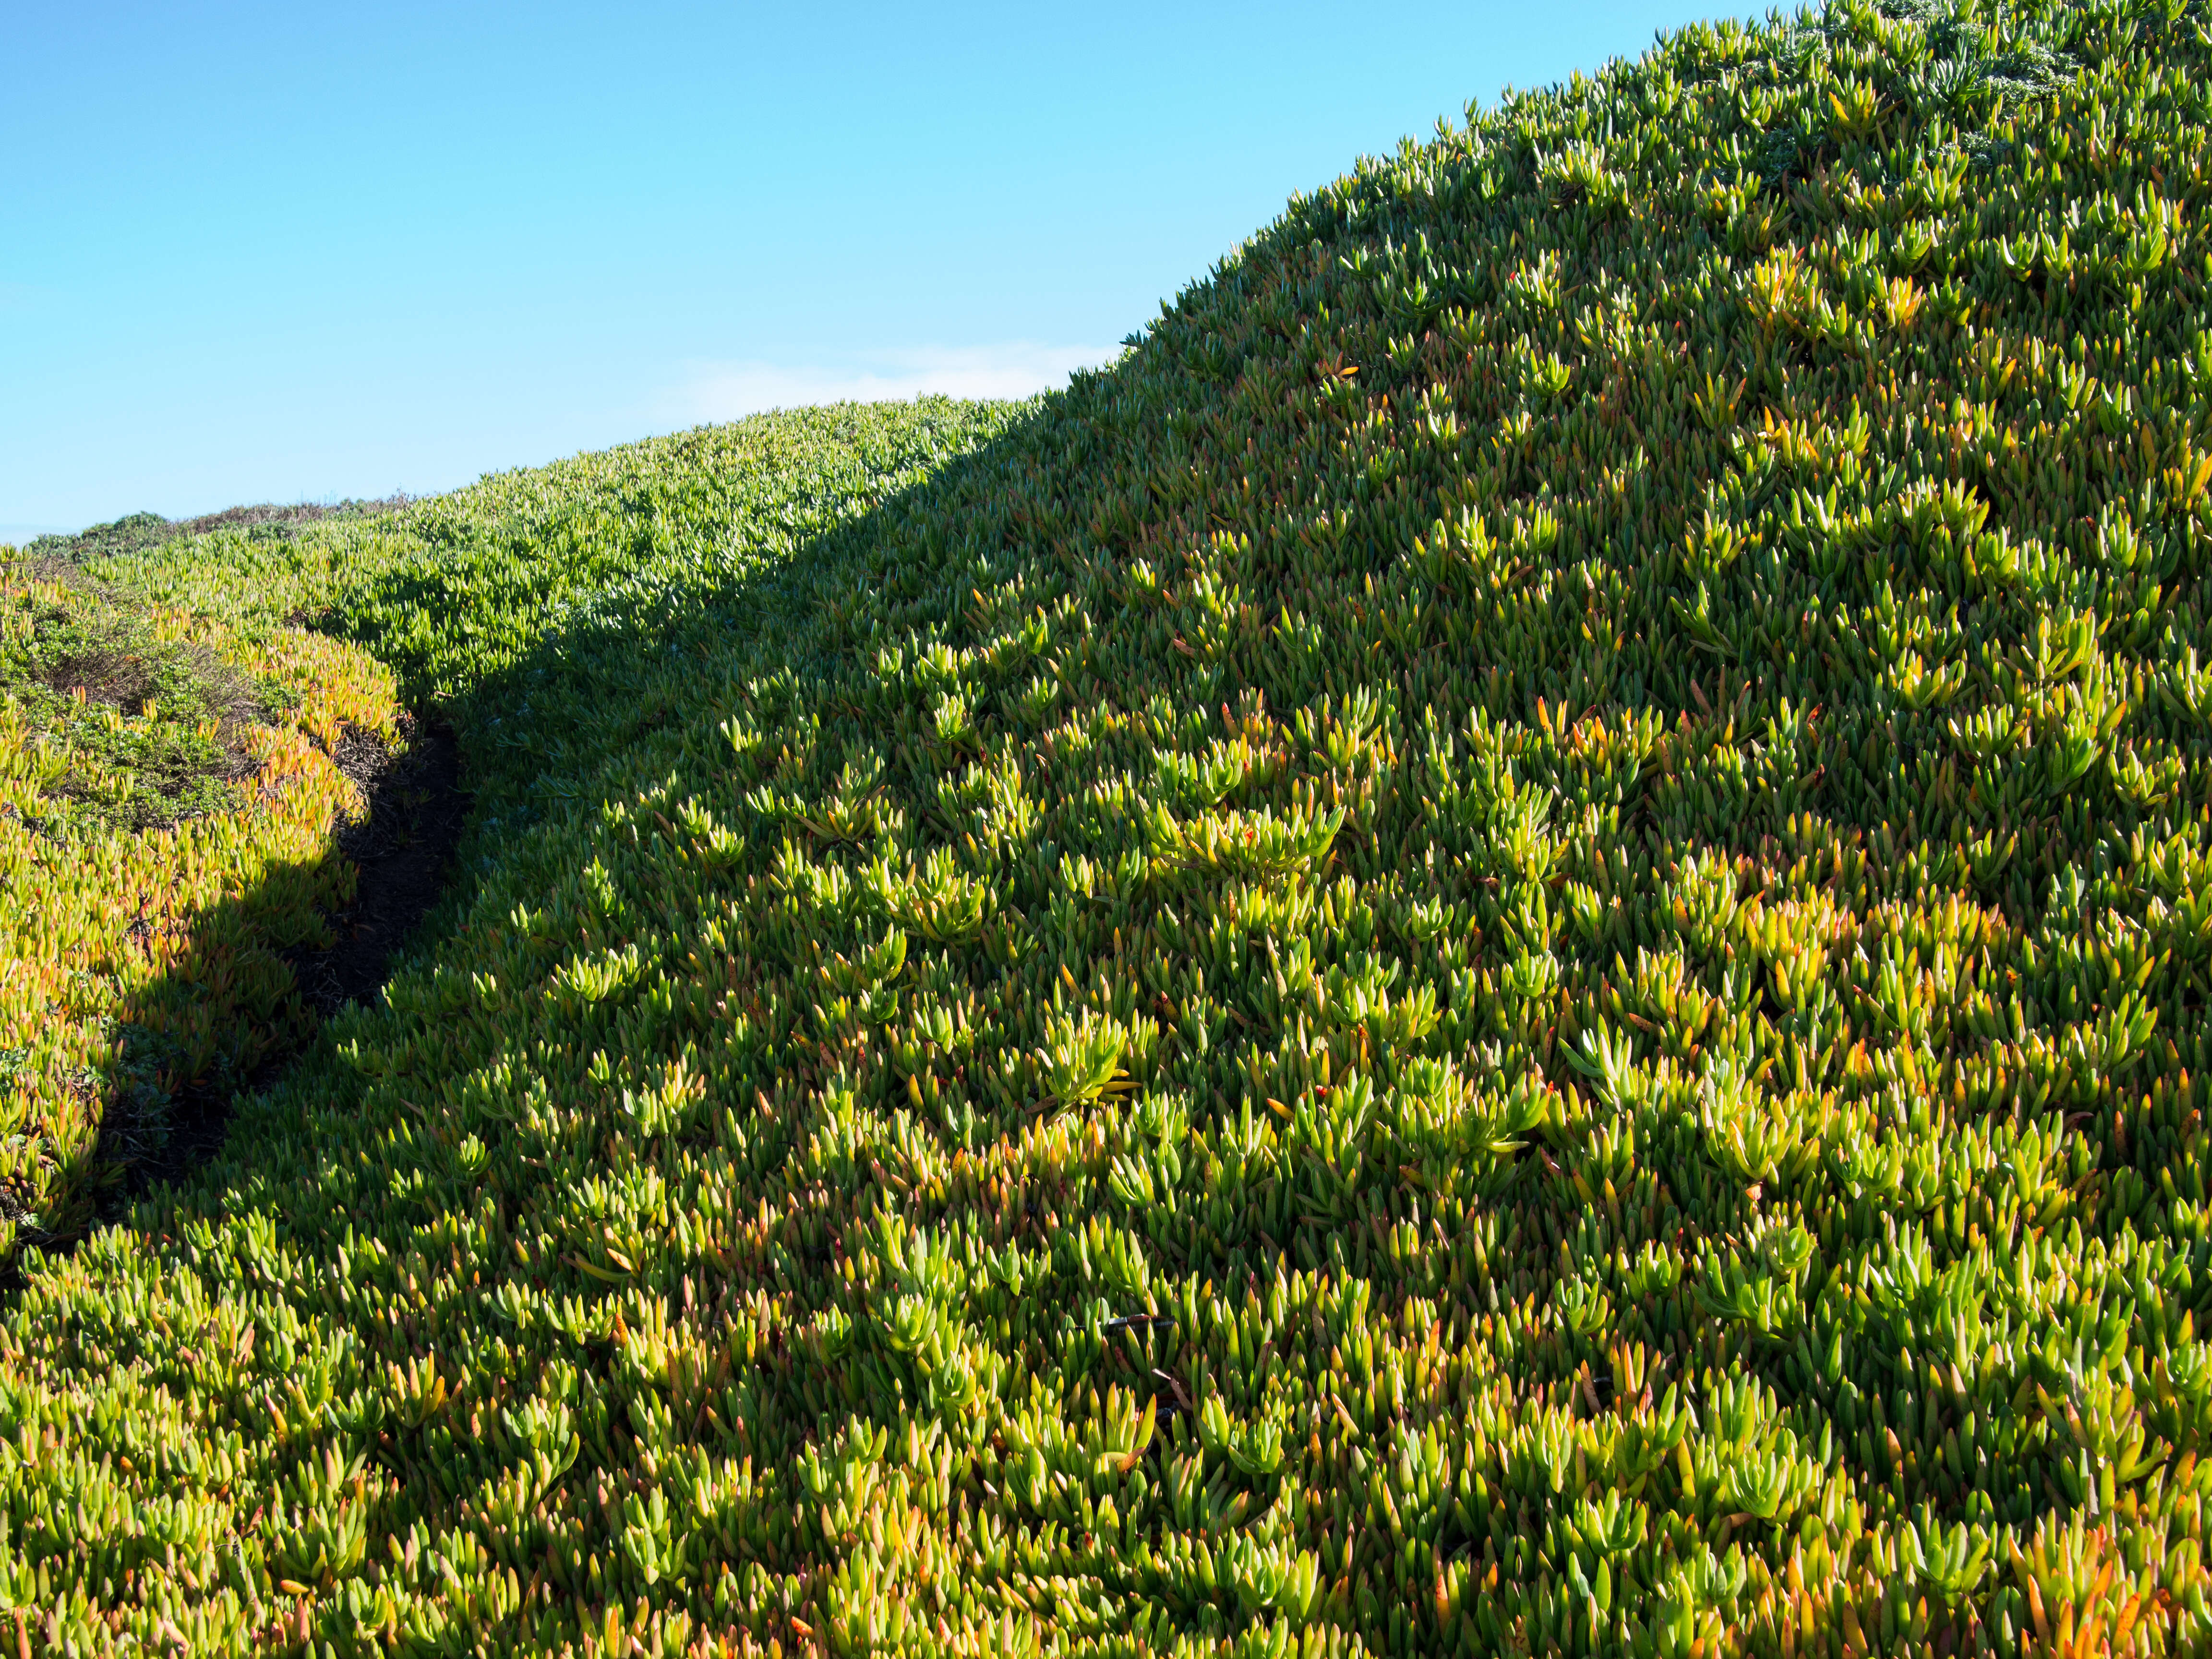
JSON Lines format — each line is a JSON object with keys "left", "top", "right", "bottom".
{"left": 9, "top": 0, "right": 2212, "bottom": 1655}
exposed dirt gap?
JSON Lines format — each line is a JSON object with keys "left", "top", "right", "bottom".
{"left": 115, "top": 713, "right": 469, "bottom": 1203}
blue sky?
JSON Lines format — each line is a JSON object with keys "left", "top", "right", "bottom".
{"left": 2, "top": 1, "right": 1755, "bottom": 539}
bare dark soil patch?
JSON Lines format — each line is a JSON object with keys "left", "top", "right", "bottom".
{"left": 118, "top": 714, "right": 469, "bottom": 1201}
{"left": 296, "top": 715, "right": 470, "bottom": 1017}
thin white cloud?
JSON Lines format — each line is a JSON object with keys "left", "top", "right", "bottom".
{"left": 661, "top": 342, "right": 1125, "bottom": 424}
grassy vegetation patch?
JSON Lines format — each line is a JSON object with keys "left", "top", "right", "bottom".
{"left": 0, "top": 563, "right": 280, "bottom": 835}
{"left": 7, "top": 0, "right": 2212, "bottom": 1654}
{"left": 24, "top": 497, "right": 414, "bottom": 568}
{"left": 0, "top": 555, "right": 403, "bottom": 1248}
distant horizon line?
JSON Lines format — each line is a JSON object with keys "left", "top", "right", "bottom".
{"left": 8, "top": 343, "right": 1121, "bottom": 536}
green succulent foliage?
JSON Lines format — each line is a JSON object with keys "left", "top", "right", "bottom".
{"left": 10, "top": 0, "right": 2212, "bottom": 1655}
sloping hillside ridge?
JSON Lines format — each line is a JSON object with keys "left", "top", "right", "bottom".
{"left": 10, "top": 0, "right": 2212, "bottom": 1653}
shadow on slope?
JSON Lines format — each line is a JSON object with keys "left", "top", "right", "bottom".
{"left": 0, "top": 399, "right": 1069, "bottom": 1651}
{"left": 66, "top": 398, "right": 1023, "bottom": 1229}
{"left": 103, "top": 715, "right": 470, "bottom": 1207}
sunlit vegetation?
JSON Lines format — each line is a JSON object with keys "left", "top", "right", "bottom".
{"left": 0, "top": 557, "right": 402, "bottom": 1246}
{"left": 6, "top": 0, "right": 2212, "bottom": 1653}
{"left": 23, "top": 498, "right": 415, "bottom": 570}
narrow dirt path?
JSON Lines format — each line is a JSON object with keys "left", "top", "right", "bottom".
{"left": 121, "top": 713, "right": 469, "bottom": 1198}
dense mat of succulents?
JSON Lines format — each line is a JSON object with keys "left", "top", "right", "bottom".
{"left": 11, "top": 0, "right": 2212, "bottom": 1652}
{"left": 0, "top": 557, "right": 403, "bottom": 1250}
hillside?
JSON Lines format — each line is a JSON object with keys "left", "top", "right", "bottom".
{"left": 0, "top": 556, "right": 407, "bottom": 1245}
{"left": 8, "top": 0, "right": 2212, "bottom": 1654}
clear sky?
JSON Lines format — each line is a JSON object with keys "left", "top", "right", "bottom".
{"left": 1, "top": 1, "right": 1757, "bottom": 539}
